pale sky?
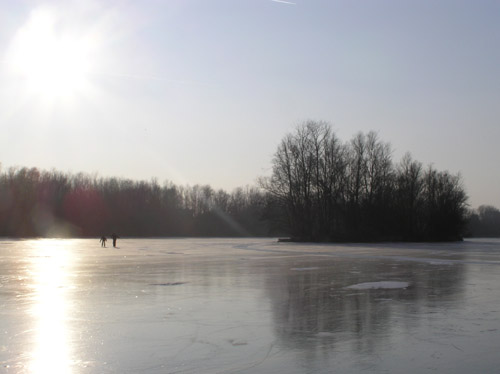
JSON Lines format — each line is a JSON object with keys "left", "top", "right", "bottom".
{"left": 1, "top": 0, "right": 499, "bottom": 209}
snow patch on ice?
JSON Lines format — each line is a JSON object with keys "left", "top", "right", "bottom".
{"left": 429, "top": 261, "right": 454, "bottom": 265}
{"left": 345, "top": 281, "right": 409, "bottom": 290}
{"left": 228, "top": 339, "right": 248, "bottom": 346}
{"left": 291, "top": 267, "right": 319, "bottom": 271}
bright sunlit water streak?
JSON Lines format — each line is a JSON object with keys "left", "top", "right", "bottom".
{"left": 27, "top": 239, "right": 75, "bottom": 374}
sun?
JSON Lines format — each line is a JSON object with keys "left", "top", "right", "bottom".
{"left": 7, "top": 8, "right": 93, "bottom": 99}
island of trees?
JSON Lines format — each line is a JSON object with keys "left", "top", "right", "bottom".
{"left": 0, "top": 121, "right": 494, "bottom": 241}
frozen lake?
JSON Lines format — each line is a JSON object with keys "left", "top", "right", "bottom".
{"left": 1, "top": 238, "right": 500, "bottom": 373}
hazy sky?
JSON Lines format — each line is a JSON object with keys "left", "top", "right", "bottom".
{"left": 1, "top": 0, "right": 499, "bottom": 209}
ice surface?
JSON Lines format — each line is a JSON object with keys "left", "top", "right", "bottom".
{"left": 1, "top": 238, "right": 500, "bottom": 373}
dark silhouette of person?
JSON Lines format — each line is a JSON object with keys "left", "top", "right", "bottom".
{"left": 111, "top": 233, "right": 120, "bottom": 247}
{"left": 100, "top": 236, "right": 107, "bottom": 247}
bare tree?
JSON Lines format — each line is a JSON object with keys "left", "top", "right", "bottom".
{"left": 262, "top": 122, "right": 468, "bottom": 241}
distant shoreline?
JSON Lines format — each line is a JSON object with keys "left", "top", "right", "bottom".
{"left": 0, "top": 235, "right": 487, "bottom": 243}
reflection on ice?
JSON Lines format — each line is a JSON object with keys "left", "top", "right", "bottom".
{"left": 266, "top": 256, "right": 466, "bottom": 355}
{"left": 26, "top": 240, "right": 75, "bottom": 374}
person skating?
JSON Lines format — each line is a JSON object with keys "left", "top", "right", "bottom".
{"left": 111, "top": 233, "right": 120, "bottom": 248}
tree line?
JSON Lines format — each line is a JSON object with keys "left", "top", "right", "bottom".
{"left": 260, "top": 121, "right": 469, "bottom": 241}
{"left": 0, "top": 166, "right": 273, "bottom": 238}
{"left": 0, "top": 121, "right": 486, "bottom": 241}
{"left": 466, "top": 205, "right": 500, "bottom": 237}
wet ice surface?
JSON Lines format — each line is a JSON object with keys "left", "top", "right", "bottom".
{"left": 1, "top": 238, "right": 500, "bottom": 373}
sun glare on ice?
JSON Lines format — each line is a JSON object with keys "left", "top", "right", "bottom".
{"left": 27, "top": 239, "right": 76, "bottom": 374}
